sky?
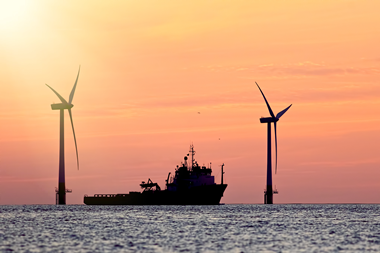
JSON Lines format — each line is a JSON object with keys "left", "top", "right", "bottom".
{"left": 0, "top": 0, "right": 379, "bottom": 204}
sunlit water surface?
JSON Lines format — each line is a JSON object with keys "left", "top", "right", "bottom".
{"left": 1, "top": 205, "right": 380, "bottom": 252}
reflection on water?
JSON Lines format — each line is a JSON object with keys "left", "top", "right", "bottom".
{"left": 1, "top": 205, "right": 380, "bottom": 252}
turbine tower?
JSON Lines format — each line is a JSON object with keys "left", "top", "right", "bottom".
{"left": 46, "top": 67, "right": 80, "bottom": 205}
{"left": 256, "top": 82, "right": 292, "bottom": 204}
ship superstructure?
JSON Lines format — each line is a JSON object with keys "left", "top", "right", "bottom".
{"left": 166, "top": 144, "right": 215, "bottom": 191}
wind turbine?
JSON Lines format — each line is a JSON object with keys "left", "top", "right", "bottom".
{"left": 46, "top": 67, "right": 80, "bottom": 205}
{"left": 256, "top": 82, "right": 292, "bottom": 204}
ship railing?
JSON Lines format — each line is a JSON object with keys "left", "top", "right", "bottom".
{"left": 94, "top": 194, "right": 117, "bottom": 197}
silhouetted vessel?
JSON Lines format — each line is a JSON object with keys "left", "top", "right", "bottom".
{"left": 84, "top": 144, "right": 227, "bottom": 205}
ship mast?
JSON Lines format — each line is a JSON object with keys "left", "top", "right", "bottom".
{"left": 189, "top": 144, "right": 196, "bottom": 170}
{"left": 221, "top": 163, "right": 225, "bottom": 185}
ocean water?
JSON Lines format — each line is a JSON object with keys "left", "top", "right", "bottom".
{"left": 1, "top": 205, "right": 380, "bottom": 252}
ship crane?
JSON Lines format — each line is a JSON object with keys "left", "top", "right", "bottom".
{"left": 140, "top": 178, "right": 161, "bottom": 192}
{"left": 166, "top": 172, "right": 171, "bottom": 185}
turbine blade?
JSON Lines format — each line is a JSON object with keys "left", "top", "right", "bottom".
{"left": 69, "top": 66, "right": 80, "bottom": 104}
{"left": 276, "top": 104, "right": 292, "bottom": 119}
{"left": 255, "top": 82, "right": 275, "bottom": 118}
{"left": 68, "top": 109, "right": 79, "bottom": 170}
{"left": 274, "top": 121, "right": 278, "bottom": 174}
{"left": 46, "top": 84, "right": 68, "bottom": 104}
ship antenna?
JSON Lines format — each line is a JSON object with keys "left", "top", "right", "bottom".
{"left": 221, "top": 163, "right": 225, "bottom": 185}
{"left": 190, "top": 143, "right": 196, "bottom": 171}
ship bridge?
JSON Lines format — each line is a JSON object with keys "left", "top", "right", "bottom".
{"left": 167, "top": 144, "right": 215, "bottom": 191}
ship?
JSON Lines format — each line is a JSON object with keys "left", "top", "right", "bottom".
{"left": 83, "top": 144, "right": 227, "bottom": 205}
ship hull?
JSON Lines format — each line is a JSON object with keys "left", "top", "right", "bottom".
{"left": 84, "top": 184, "right": 227, "bottom": 205}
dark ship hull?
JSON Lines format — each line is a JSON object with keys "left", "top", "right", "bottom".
{"left": 84, "top": 184, "right": 227, "bottom": 205}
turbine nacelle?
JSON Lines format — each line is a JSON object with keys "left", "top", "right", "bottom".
{"left": 260, "top": 117, "right": 278, "bottom": 123}
{"left": 51, "top": 103, "right": 74, "bottom": 110}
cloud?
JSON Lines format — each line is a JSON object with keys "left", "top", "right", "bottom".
{"left": 299, "top": 158, "right": 379, "bottom": 169}
{"left": 74, "top": 81, "right": 380, "bottom": 120}
{"left": 360, "top": 57, "right": 380, "bottom": 62}
{"left": 203, "top": 61, "right": 380, "bottom": 77}
{"left": 76, "top": 93, "right": 255, "bottom": 119}
{"left": 257, "top": 62, "right": 380, "bottom": 77}
{"left": 0, "top": 174, "right": 102, "bottom": 183}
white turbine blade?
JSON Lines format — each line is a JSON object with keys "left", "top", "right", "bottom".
{"left": 276, "top": 104, "right": 292, "bottom": 119}
{"left": 46, "top": 84, "right": 68, "bottom": 104}
{"left": 255, "top": 82, "right": 275, "bottom": 118}
{"left": 68, "top": 109, "right": 79, "bottom": 170}
{"left": 274, "top": 121, "right": 278, "bottom": 174}
{"left": 69, "top": 66, "right": 80, "bottom": 104}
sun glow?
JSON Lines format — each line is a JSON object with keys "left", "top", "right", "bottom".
{"left": 0, "top": 0, "right": 32, "bottom": 30}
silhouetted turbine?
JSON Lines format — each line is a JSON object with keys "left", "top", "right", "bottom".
{"left": 256, "top": 82, "right": 291, "bottom": 204}
{"left": 46, "top": 66, "right": 80, "bottom": 205}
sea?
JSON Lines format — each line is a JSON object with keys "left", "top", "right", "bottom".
{"left": 1, "top": 204, "right": 379, "bottom": 252}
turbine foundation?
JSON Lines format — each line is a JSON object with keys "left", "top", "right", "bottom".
{"left": 55, "top": 185, "right": 72, "bottom": 205}
{"left": 264, "top": 185, "right": 273, "bottom": 204}
{"left": 264, "top": 187, "right": 278, "bottom": 204}
{"left": 57, "top": 183, "right": 66, "bottom": 205}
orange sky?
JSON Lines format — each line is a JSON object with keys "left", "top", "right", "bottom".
{"left": 0, "top": 0, "right": 379, "bottom": 204}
